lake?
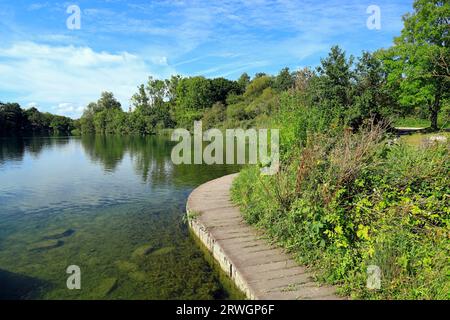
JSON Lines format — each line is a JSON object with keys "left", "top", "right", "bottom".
{"left": 0, "top": 135, "right": 241, "bottom": 299}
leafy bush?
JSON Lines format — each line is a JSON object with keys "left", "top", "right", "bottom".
{"left": 232, "top": 123, "right": 449, "bottom": 299}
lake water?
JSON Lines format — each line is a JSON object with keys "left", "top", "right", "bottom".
{"left": 0, "top": 135, "right": 241, "bottom": 299}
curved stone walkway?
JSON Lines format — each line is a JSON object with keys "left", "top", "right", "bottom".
{"left": 187, "top": 173, "right": 341, "bottom": 300}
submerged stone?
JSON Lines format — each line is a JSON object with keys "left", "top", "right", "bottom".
{"left": 42, "top": 228, "right": 75, "bottom": 240}
{"left": 29, "top": 240, "right": 64, "bottom": 252}
{"left": 115, "top": 260, "right": 139, "bottom": 273}
{"left": 96, "top": 277, "right": 118, "bottom": 297}
{"left": 150, "top": 246, "right": 175, "bottom": 256}
{"left": 115, "top": 261, "right": 147, "bottom": 282}
{"left": 131, "top": 244, "right": 157, "bottom": 258}
{"left": 129, "top": 271, "right": 147, "bottom": 282}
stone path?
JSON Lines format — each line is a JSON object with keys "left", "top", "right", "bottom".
{"left": 187, "top": 173, "right": 341, "bottom": 300}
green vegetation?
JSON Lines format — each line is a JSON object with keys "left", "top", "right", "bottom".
{"left": 394, "top": 115, "right": 450, "bottom": 129}
{"left": 1, "top": 3, "right": 448, "bottom": 137}
{"left": 0, "top": 103, "right": 74, "bottom": 136}
{"left": 379, "top": 0, "right": 449, "bottom": 131}
{"left": 231, "top": 0, "right": 449, "bottom": 300}
{"left": 232, "top": 119, "right": 449, "bottom": 299}
{"left": 400, "top": 131, "right": 449, "bottom": 146}
{"left": 0, "top": 0, "right": 448, "bottom": 301}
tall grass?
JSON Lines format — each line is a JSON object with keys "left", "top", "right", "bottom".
{"left": 231, "top": 93, "right": 449, "bottom": 299}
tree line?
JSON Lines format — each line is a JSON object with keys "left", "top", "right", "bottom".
{"left": 74, "top": 0, "right": 449, "bottom": 134}
{"left": 0, "top": 103, "right": 74, "bottom": 136}
{"left": 1, "top": 0, "right": 448, "bottom": 136}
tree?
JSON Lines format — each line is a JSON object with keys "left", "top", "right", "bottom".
{"left": 0, "top": 103, "right": 26, "bottom": 134}
{"left": 244, "top": 75, "right": 272, "bottom": 98}
{"left": 50, "top": 115, "right": 74, "bottom": 133}
{"left": 146, "top": 77, "right": 167, "bottom": 109}
{"left": 25, "top": 107, "right": 47, "bottom": 132}
{"left": 80, "top": 92, "right": 123, "bottom": 134}
{"left": 202, "top": 102, "right": 226, "bottom": 129}
{"left": 79, "top": 102, "right": 97, "bottom": 133}
{"left": 210, "top": 77, "right": 240, "bottom": 104}
{"left": 314, "top": 45, "right": 355, "bottom": 113}
{"left": 166, "top": 75, "right": 181, "bottom": 104}
{"left": 237, "top": 72, "right": 251, "bottom": 93}
{"left": 131, "top": 84, "right": 150, "bottom": 114}
{"left": 176, "top": 76, "right": 214, "bottom": 110}
{"left": 293, "top": 67, "right": 314, "bottom": 93}
{"left": 0, "top": 102, "right": 74, "bottom": 135}
{"left": 97, "top": 92, "right": 122, "bottom": 111}
{"left": 273, "top": 67, "right": 294, "bottom": 92}
{"left": 0, "top": 103, "right": 4, "bottom": 134}
{"left": 254, "top": 72, "right": 267, "bottom": 79}
{"left": 381, "top": 0, "right": 450, "bottom": 130}
{"left": 351, "top": 51, "right": 397, "bottom": 127}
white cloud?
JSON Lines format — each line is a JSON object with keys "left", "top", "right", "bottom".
{"left": 0, "top": 42, "right": 175, "bottom": 118}
{"left": 53, "top": 103, "right": 85, "bottom": 118}
{"left": 27, "top": 2, "right": 50, "bottom": 11}
{"left": 26, "top": 102, "right": 39, "bottom": 108}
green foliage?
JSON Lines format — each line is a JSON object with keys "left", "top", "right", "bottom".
{"left": 273, "top": 67, "right": 294, "bottom": 92}
{"left": 227, "top": 2, "right": 450, "bottom": 299}
{"left": 350, "top": 51, "right": 398, "bottom": 127}
{"left": 202, "top": 102, "right": 226, "bottom": 129}
{"left": 97, "top": 91, "right": 122, "bottom": 111}
{"left": 243, "top": 75, "right": 272, "bottom": 98}
{"left": 233, "top": 129, "right": 449, "bottom": 299}
{"left": 176, "top": 76, "right": 214, "bottom": 111}
{"left": 0, "top": 102, "right": 74, "bottom": 136}
{"left": 380, "top": 0, "right": 450, "bottom": 130}
{"left": 313, "top": 45, "right": 354, "bottom": 114}
{"left": 237, "top": 72, "right": 251, "bottom": 93}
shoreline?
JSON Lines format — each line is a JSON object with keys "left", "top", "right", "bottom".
{"left": 186, "top": 173, "right": 341, "bottom": 300}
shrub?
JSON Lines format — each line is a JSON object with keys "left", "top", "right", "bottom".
{"left": 232, "top": 124, "right": 449, "bottom": 299}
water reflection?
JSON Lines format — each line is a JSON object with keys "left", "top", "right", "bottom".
{"left": 1, "top": 135, "right": 240, "bottom": 184}
{"left": 0, "top": 135, "right": 242, "bottom": 299}
{"left": 78, "top": 135, "right": 240, "bottom": 187}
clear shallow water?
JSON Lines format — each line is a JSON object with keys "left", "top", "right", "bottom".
{"left": 0, "top": 135, "right": 240, "bottom": 299}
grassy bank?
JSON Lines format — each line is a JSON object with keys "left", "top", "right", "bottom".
{"left": 232, "top": 134, "right": 448, "bottom": 299}
{"left": 230, "top": 92, "right": 449, "bottom": 299}
{"left": 394, "top": 116, "right": 450, "bottom": 130}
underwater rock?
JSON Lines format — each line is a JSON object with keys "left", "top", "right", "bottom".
{"left": 115, "top": 260, "right": 139, "bottom": 273}
{"left": 129, "top": 271, "right": 147, "bottom": 282}
{"left": 115, "top": 261, "right": 147, "bottom": 282}
{"left": 42, "top": 228, "right": 75, "bottom": 240}
{"left": 96, "top": 277, "right": 118, "bottom": 297}
{"left": 132, "top": 244, "right": 157, "bottom": 258}
{"left": 29, "top": 240, "right": 64, "bottom": 252}
{"left": 150, "top": 246, "right": 175, "bottom": 256}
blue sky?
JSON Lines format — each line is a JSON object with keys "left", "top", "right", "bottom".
{"left": 0, "top": 0, "right": 413, "bottom": 118}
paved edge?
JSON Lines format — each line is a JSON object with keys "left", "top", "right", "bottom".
{"left": 186, "top": 173, "right": 342, "bottom": 300}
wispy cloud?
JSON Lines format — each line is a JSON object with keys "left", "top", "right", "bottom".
{"left": 27, "top": 2, "right": 50, "bottom": 11}
{"left": 0, "top": 42, "right": 175, "bottom": 118}
{"left": 0, "top": 0, "right": 413, "bottom": 116}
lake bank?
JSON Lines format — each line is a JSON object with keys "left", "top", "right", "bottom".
{"left": 187, "top": 174, "right": 340, "bottom": 300}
